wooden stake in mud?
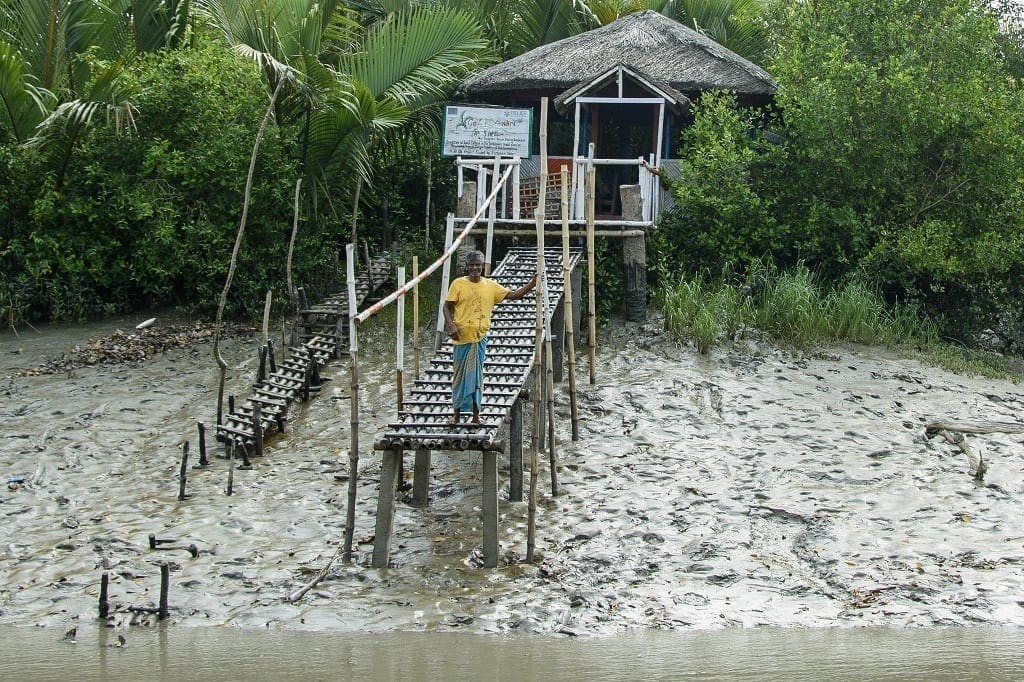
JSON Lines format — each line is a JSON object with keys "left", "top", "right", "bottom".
{"left": 158, "top": 562, "right": 169, "bottom": 620}
{"left": 343, "top": 244, "right": 360, "bottom": 563}
{"left": 177, "top": 441, "right": 189, "bottom": 501}
{"left": 586, "top": 145, "right": 597, "bottom": 385}
{"left": 196, "top": 422, "right": 209, "bottom": 467}
{"left": 396, "top": 266, "right": 406, "bottom": 414}
{"left": 561, "top": 166, "right": 580, "bottom": 440}
{"left": 412, "top": 256, "right": 420, "bottom": 377}
{"left": 226, "top": 442, "right": 235, "bottom": 495}
{"left": 98, "top": 572, "right": 110, "bottom": 619}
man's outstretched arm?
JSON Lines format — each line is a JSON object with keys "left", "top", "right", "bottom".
{"left": 505, "top": 274, "right": 537, "bottom": 301}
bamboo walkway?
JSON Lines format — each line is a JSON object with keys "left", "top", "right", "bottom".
{"left": 214, "top": 257, "right": 392, "bottom": 454}
{"left": 372, "top": 246, "right": 584, "bottom": 568}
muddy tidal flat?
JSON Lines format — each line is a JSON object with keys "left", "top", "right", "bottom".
{"left": 1, "top": 314, "right": 1022, "bottom": 637}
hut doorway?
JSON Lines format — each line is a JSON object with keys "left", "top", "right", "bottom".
{"left": 587, "top": 101, "right": 659, "bottom": 215}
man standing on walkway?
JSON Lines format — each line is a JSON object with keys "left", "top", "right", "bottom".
{"left": 444, "top": 251, "right": 536, "bottom": 424}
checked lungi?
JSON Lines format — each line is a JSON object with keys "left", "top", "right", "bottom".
{"left": 452, "top": 335, "right": 487, "bottom": 414}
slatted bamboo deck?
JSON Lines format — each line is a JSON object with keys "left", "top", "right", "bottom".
{"left": 214, "top": 257, "right": 391, "bottom": 454}
{"left": 372, "top": 246, "right": 584, "bottom": 568}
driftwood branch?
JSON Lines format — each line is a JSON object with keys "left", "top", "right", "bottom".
{"left": 286, "top": 543, "right": 344, "bottom": 604}
{"left": 924, "top": 420, "right": 1024, "bottom": 436}
{"left": 922, "top": 420, "right": 1019, "bottom": 482}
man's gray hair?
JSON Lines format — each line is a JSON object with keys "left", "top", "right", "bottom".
{"left": 466, "top": 250, "right": 485, "bottom": 264}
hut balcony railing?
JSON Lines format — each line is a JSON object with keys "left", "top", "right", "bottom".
{"left": 456, "top": 153, "right": 660, "bottom": 226}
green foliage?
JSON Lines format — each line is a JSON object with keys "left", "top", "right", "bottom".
{"left": 1, "top": 43, "right": 341, "bottom": 322}
{"left": 652, "top": 90, "right": 777, "bottom": 277}
{"left": 657, "top": 0, "right": 1024, "bottom": 347}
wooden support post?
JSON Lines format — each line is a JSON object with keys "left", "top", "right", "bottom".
{"left": 251, "top": 402, "right": 263, "bottom": 460}
{"left": 412, "top": 256, "right": 420, "bottom": 378}
{"left": 412, "top": 448, "right": 431, "bottom": 507}
{"left": 396, "top": 266, "right": 405, "bottom": 414}
{"left": 226, "top": 442, "right": 235, "bottom": 496}
{"left": 344, "top": 243, "right": 360, "bottom": 563}
{"left": 620, "top": 184, "right": 647, "bottom": 321}
{"left": 586, "top": 151, "right": 597, "bottom": 385}
{"left": 538, "top": 98, "right": 558, "bottom": 497}
{"left": 562, "top": 166, "right": 580, "bottom": 441}
{"left": 267, "top": 338, "right": 277, "bottom": 374}
{"left": 509, "top": 397, "right": 523, "bottom": 502}
{"left": 436, "top": 215, "right": 456, "bottom": 350}
{"left": 256, "top": 345, "right": 267, "bottom": 385}
{"left": 482, "top": 450, "right": 499, "bottom": 568}
{"left": 371, "top": 449, "right": 401, "bottom": 569}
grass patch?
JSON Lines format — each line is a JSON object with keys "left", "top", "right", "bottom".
{"left": 659, "top": 259, "right": 1022, "bottom": 380}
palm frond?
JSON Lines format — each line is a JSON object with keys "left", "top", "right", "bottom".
{"left": 29, "top": 57, "right": 137, "bottom": 143}
{"left": 342, "top": 6, "right": 491, "bottom": 109}
{"left": 507, "top": 0, "right": 587, "bottom": 56}
{"left": 0, "top": 40, "right": 55, "bottom": 142}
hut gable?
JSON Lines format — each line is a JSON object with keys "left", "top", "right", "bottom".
{"left": 459, "top": 10, "right": 776, "bottom": 101}
{"left": 553, "top": 64, "right": 691, "bottom": 115}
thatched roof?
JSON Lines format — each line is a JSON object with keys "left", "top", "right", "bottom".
{"left": 459, "top": 10, "right": 776, "bottom": 103}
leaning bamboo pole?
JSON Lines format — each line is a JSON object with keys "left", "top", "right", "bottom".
{"left": 561, "top": 166, "right": 579, "bottom": 441}
{"left": 586, "top": 150, "right": 597, "bottom": 385}
{"left": 356, "top": 164, "right": 515, "bottom": 326}
{"left": 343, "top": 244, "right": 359, "bottom": 563}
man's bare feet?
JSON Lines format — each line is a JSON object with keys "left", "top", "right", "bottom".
{"left": 448, "top": 413, "right": 461, "bottom": 426}
{"left": 470, "top": 415, "right": 482, "bottom": 425}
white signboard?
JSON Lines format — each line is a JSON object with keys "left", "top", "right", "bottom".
{"left": 442, "top": 105, "right": 532, "bottom": 158}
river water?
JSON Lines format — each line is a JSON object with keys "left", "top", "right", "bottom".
{"left": 1, "top": 314, "right": 1022, "bottom": 676}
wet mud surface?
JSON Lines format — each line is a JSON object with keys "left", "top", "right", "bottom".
{"left": 1, "top": 314, "right": 1023, "bottom": 636}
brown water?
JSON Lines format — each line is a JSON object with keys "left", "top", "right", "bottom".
{"left": 2, "top": 623, "right": 1023, "bottom": 680}
{"left": 1, "top": 314, "right": 1023, "bottom": 648}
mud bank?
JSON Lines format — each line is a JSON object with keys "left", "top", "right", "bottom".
{"left": 1, "top": 314, "right": 1022, "bottom": 636}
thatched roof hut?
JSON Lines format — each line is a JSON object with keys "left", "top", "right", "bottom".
{"left": 459, "top": 10, "right": 777, "bottom": 108}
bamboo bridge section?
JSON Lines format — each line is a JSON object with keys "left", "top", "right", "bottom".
{"left": 372, "top": 246, "right": 584, "bottom": 569}
{"left": 214, "top": 257, "right": 392, "bottom": 455}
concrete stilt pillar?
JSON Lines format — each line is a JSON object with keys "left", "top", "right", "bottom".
{"left": 371, "top": 449, "right": 401, "bottom": 568}
{"left": 482, "top": 450, "right": 499, "bottom": 568}
{"left": 619, "top": 184, "right": 647, "bottom": 321}
{"left": 412, "top": 448, "right": 431, "bottom": 507}
{"left": 509, "top": 398, "right": 523, "bottom": 502}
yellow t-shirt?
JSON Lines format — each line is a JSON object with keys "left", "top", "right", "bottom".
{"left": 446, "top": 276, "right": 510, "bottom": 345}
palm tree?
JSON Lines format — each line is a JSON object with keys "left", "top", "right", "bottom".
{"left": 195, "top": 0, "right": 492, "bottom": 207}
{"left": 657, "top": 0, "right": 768, "bottom": 61}
{"left": 0, "top": 0, "right": 190, "bottom": 178}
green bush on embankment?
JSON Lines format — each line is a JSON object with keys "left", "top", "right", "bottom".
{"left": 659, "top": 259, "right": 1021, "bottom": 379}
